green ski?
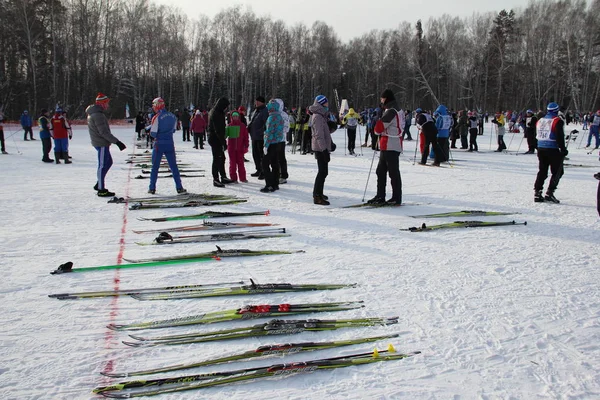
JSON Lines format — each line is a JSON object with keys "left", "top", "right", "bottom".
{"left": 401, "top": 220, "right": 528, "bottom": 232}
{"left": 138, "top": 210, "right": 270, "bottom": 222}
{"left": 50, "top": 257, "right": 215, "bottom": 275}
{"left": 122, "top": 246, "right": 303, "bottom": 263}
{"left": 410, "top": 210, "right": 518, "bottom": 218}
{"left": 129, "top": 199, "right": 247, "bottom": 210}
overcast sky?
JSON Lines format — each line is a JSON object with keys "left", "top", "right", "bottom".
{"left": 154, "top": 0, "right": 529, "bottom": 41}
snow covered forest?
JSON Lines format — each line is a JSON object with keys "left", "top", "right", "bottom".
{"left": 1, "top": 0, "right": 599, "bottom": 118}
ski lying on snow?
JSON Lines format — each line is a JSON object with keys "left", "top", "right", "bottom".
{"left": 401, "top": 220, "right": 527, "bottom": 232}
{"left": 129, "top": 199, "right": 247, "bottom": 210}
{"left": 110, "top": 193, "right": 240, "bottom": 204}
{"left": 134, "top": 174, "right": 204, "bottom": 179}
{"left": 141, "top": 169, "right": 205, "bottom": 174}
{"left": 50, "top": 257, "right": 216, "bottom": 275}
{"left": 342, "top": 201, "right": 422, "bottom": 209}
{"left": 94, "top": 347, "right": 419, "bottom": 397}
{"left": 138, "top": 210, "right": 270, "bottom": 222}
{"left": 410, "top": 210, "right": 518, "bottom": 218}
{"left": 107, "top": 301, "right": 364, "bottom": 331}
{"left": 49, "top": 280, "right": 355, "bottom": 301}
{"left": 136, "top": 228, "right": 289, "bottom": 245}
{"left": 122, "top": 317, "right": 399, "bottom": 347}
{"left": 122, "top": 246, "right": 304, "bottom": 263}
{"left": 101, "top": 333, "right": 399, "bottom": 378}
{"left": 132, "top": 221, "right": 277, "bottom": 234}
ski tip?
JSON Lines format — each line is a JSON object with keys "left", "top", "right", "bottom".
{"left": 387, "top": 343, "right": 397, "bottom": 353}
{"left": 50, "top": 261, "right": 74, "bottom": 275}
{"left": 99, "top": 371, "right": 126, "bottom": 378}
{"left": 265, "top": 210, "right": 271, "bottom": 216}
{"left": 523, "top": 221, "right": 528, "bottom": 226}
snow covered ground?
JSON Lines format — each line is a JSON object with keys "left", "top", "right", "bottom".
{"left": 0, "top": 122, "right": 598, "bottom": 399}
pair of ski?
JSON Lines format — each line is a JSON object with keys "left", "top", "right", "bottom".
{"left": 49, "top": 246, "right": 302, "bottom": 275}
{"left": 402, "top": 220, "right": 527, "bottom": 232}
{"left": 95, "top": 342, "right": 418, "bottom": 398}
{"left": 132, "top": 221, "right": 277, "bottom": 234}
{"left": 107, "top": 301, "right": 364, "bottom": 331}
{"left": 136, "top": 228, "right": 289, "bottom": 245}
{"left": 134, "top": 174, "right": 204, "bottom": 179}
{"left": 129, "top": 198, "right": 247, "bottom": 210}
{"left": 140, "top": 169, "right": 204, "bottom": 174}
{"left": 109, "top": 193, "right": 241, "bottom": 204}
{"left": 122, "top": 317, "right": 399, "bottom": 347}
{"left": 48, "top": 280, "right": 354, "bottom": 300}
{"left": 137, "top": 210, "right": 270, "bottom": 222}
{"left": 342, "top": 201, "right": 421, "bottom": 209}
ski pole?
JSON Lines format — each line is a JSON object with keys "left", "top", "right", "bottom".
{"left": 577, "top": 128, "right": 587, "bottom": 148}
{"left": 515, "top": 134, "right": 525, "bottom": 155}
{"left": 10, "top": 133, "right": 22, "bottom": 155}
{"left": 362, "top": 149, "right": 378, "bottom": 202}
{"left": 413, "top": 131, "right": 420, "bottom": 165}
{"left": 505, "top": 129, "right": 516, "bottom": 153}
{"left": 344, "top": 126, "right": 347, "bottom": 156}
{"left": 358, "top": 125, "right": 363, "bottom": 156}
{"left": 489, "top": 124, "right": 494, "bottom": 150}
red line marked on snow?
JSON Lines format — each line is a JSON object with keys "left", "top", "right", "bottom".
{"left": 100, "top": 139, "right": 135, "bottom": 382}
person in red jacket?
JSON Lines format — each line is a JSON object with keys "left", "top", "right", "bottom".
{"left": 190, "top": 110, "right": 207, "bottom": 149}
{"left": 51, "top": 108, "right": 72, "bottom": 164}
{"left": 227, "top": 111, "right": 250, "bottom": 182}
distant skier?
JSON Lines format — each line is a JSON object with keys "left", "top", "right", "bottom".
{"left": 190, "top": 110, "right": 207, "bottom": 149}
{"left": 310, "top": 95, "right": 335, "bottom": 205}
{"left": 585, "top": 110, "right": 600, "bottom": 149}
{"left": 491, "top": 112, "right": 507, "bottom": 152}
{"left": 86, "top": 93, "right": 127, "bottom": 197}
{"left": 341, "top": 107, "right": 362, "bottom": 155}
{"left": 50, "top": 108, "right": 72, "bottom": 164}
{"left": 416, "top": 108, "right": 439, "bottom": 164}
{"left": 533, "top": 102, "right": 567, "bottom": 203}
{"left": 38, "top": 109, "right": 53, "bottom": 162}
{"left": 147, "top": 97, "right": 187, "bottom": 195}
{"left": 524, "top": 109, "right": 538, "bottom": 154}
{"left": 20, "top": 110, "right": 34, "bottom": 141}
{"left": 434, "top": 104, "right": 452, "bottom": 164}
{"left": 467, "top": 111, "right": 478, "bottom": 152}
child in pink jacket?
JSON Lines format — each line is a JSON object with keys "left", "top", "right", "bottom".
{"left": 227, "top": 111, "right": 250, "bottom": 182}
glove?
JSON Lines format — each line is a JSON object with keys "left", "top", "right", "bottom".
{"left": 561, "top": 149, "right": 568, "bottom": 157}
{"left": 115, "top": 141, "right": 127, "bottom": 151}
{"left": 331, "top": 142, "right": 337, "bottom": 152}
{"left": 223, "top": 143, "right": 227, "bottom": 151}
{"left": 263, "top": 146, "right": 268, "bottom": 155}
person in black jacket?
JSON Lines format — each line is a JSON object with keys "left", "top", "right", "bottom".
{"left": 135, "top": 111, "right": 146, "bottom": 140}
{"left": 180, "top": 108, "right": 191, "bottom": 142}
{"left": 416, "top": 108, "right": 439, "bottom": 165}
{"left": 524, "top": 109, "right": 538, "bottom": 154}
{"left": 208, "top": 97, "right": 234, "bottom": 187}
{"left": 248, "top": 96, "right": 269, "bottom": 179}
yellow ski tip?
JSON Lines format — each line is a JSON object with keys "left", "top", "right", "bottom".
{"left": 387, "top": 344, "right": 396, "bottom": 353}
{"left": 373, "top": 348, "right": 379, "bottom": 358}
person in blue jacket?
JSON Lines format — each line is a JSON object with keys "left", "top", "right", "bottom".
{"left": 534, "top": 102, "right": 567, "bottom": 203}
{"left": 20, "top": 110, "right": 35, "bottom": 141}
{"left": 147, "top": 97, "right": 186, "bottom": 195}
{"left": 434, "top": 104, "right": 453, "bottom": 166}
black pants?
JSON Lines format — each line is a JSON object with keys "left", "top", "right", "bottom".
{"left": 252, "top": 139, "right": 264, "bottom": 173}
{"left": 421, "top": 131, "right": 438, "bottom": 164}
{"left": 597, "top": 179, "right": 600, "bottom": 217}
{"left": 371, "top": 131, "right": 379, "bottom": 150}
{"left": 262, "top": 144, "right": 280, "bottom": 188}
{"left": 193, "top": 132, "right": 204, "bottom": 149}
{"left": 460, "top": 133, "right": 468, "bottom": 149}
{"left": 534, "top": 148, "right": 564, "bottom": 193}
{"left": 376, "top": 150, "right": 402, "bottom": 202}
{"left": 302, "top": 130, "right": 312, "bottom": 154}
{"left": 42, "top": 137, "right": 52, "bottom": 160}
{"left": 210, "top": 141, "right": 227, "bottom": 181}
{"left": 527, "top": 133, "right": 537, "bottom": 152}
{"left": 478, "top": 124, "right": 484, "bottom": 135}
{"left": 0, "top": 129, "right": 5, "bottom": 152}
{"left": 437, "top": 137, "right": 449, "bottom": 163}
{"left": 313, "top": 150, "right": 330, "bottom": 196}
{"left": 23, "top": 127, "right": 34, "bottom": 140}
{"left": 497, "top": 135, "right": 506, "bottom": 151}
{"left": 347, "top": 127, "right": 357, "bottom": 152}
{"left": 469, "top": 129, "right": 478, "bottom": 151}
{"left": 182, "top": 127, "right": 190, "bottom": 141}
{"left": 277, "top": 142, "right": 288, "bottom": 179}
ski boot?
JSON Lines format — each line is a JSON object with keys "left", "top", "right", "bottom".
{"left": 534, "top": 190, "right": 545, "bottom": 203}
{"left": 544, "top": 191, "right": 560, "bottom": 203}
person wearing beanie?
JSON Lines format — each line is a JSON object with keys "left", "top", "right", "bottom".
{"left": 533, "top": 102, "right": 567, "bottom": 203}
{"left": 260, "top": 99, "right": 284, "bottom": 192}
{"left": 309, "top": 95, "right": 334, "bottom": 205}
{"left": 38, "top": 109, "right": 53, "bottom": 162}
{"left": 491, "top": 112, "right": 507, "bottom": 152}
{"left": 86, "top": 93, "right": 127, "bottom": 197}
{"left": 226, "top": 111, "right": 249, "bottom": 182}
{"left": 208, "top": 97, "right": 234, "bottom": 187}
{"left": 524, "top": 109, "right": 538, "bottom": 154}
{"left": 368, "top": 89, "right": 403, "bottom": 205}
{"left": 467, "top": 111, "right": 478, "bottom": 152}
{"left": 248, "top": 96, "right": 269, "bottom": 179}
{"left": 20, "top": 110, "right": 35, "bottom": 141}
{"left": 341, "top": 108, "right": 362, "bottom": 155}
{"left": 191, "top": 109, "right": 207, "bottom": 149}
{"left": 50, "top": 108, "right": 72, "bottom": 164}
{"left": 147, "top": 97, "right": 187, "bottom": 195}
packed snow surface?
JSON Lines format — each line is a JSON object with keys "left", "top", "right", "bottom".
{"left": 0, "top": 123, "right": 598, "bottom": 399}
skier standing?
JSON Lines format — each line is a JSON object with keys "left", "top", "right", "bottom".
{"left": 38, "top": 109, "right": 53, "bottom": 162}
{"left": 248, "top": 96, "right": 268, "bottom": 179}
{"left": 226, "top": 111, "right": 249, "bottom": 183}
{"left": 341, "top": 107, "right": 361, "bottom": 155}
{"left": 585, "top": 110, "right": 600, "bottom": 149}
{"left": 147, "top": 97, "right": 186, "bottom": 195}
{"left": 310, "top": 95, "right": 335, "bottom": 205}
{"left": 368, "top": 89, "right": 403, "bottom": 205}
{"left": 491, "top": 112, "right": 507, "bottom": 152}
{"left": 534, "top": 102, "right": 567, "bottom": 203}
{"left": 191, "top": 110, "right": 207, "bottom": 149}
{"left": 434, "top": 104, "right": 452, "bottom": 164}
{"left": 50, "top": 108, "right": 72, "bottom": 164}
{"left": 260, "top": 99, "right": 284, "bottom": 193}
{"left": 20, "top": 110, "right": 35, "bottom": 141}
{"left": 467, "top": 111, "right": 478, "bottom": 152}
{"left": 208, "top": 97, "right": 234, "bottom": 187}
{"left": 86, "top": 93, "right": 127, "bottom": 197}
{"left": 416, "top": 108, "right": 438, "bottom": 164}
{"left": 524, "top": 109, "right": 538, "bottom": 154}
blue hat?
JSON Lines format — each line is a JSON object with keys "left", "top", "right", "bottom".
{"left": 315, "top": 95, "right": 328, "bottom": 105}
{"left": 526, "top": 109, "right": 533, "bottom": 114}
{"left": 547, "top": 102, "right": 559, "bottom": 112}
{"left": 415, "top": 108, "right": 422, "bottom": 113}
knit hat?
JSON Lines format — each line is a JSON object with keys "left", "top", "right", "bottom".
{"left": 231, "top": 111, "right": 240, "bottom": 118}
{"left": 315, "top": 95, "right": 328, "bottom": 105}
{"left": 526, "top": 109, "right": 533, "bottom": 114}
{"left": 255, "top": 96, "right": 266, "bottom": 104}
{"left": 415, "top": 108, "right": 422, "bottom": 113}
{"left": 380, "top": 89, "right": 395, "bottom": 101}
{"left": 95, "top": 93, "right": 109, "bottom": 104}
{"left": 547, "top": 102, "right": 560, "bottom": 113}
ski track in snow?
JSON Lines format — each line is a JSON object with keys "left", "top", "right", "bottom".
{"left": 0, "top": 124, "right": 599, "bottom": 399}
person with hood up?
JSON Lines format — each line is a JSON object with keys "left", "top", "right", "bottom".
{"left": 86, "top": 93, "right": 127, "bottom": 197}
{"left": 534, "top": 102, "right": 567, "bottom": 203}
{"left": 208, "top": 97, "right": 234, "bottom": 187}
{"left": 310, "top": 95, "right": 335, "bottom": 205}
{"left": 341, "top": 108, "right": 362, "bottom": 155}
{"left": 248, "top": 96, "right": 269, "bottom": 179}
{"left": 226, "top": 111, "right": 249, "bottom": 182}
{"left": 147, "top": 97, "right": 186, "bottom": 195}
{"left": 260, "top": 99, "right": 285, "bottom": 193}
{"left": 368, "top": 89, "right": 403, "bottom": 205}
{"left": 491, "top": 112, "right": 507, "bottom": 152}
{"left": 50, "top": 108, "right": 72, "bottom": 164}
{"left": 20, "top": 110, "right": 34, "bottom": 141}
{"left": 191, "top": 109, "right": 207, "bottom": 149}
{"left": 434, "top": 104, "right": 452, "bottom": 165}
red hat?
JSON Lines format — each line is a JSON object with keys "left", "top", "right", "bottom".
{"left": 95, "top": 93, "right": 109, "bottom": 104}
{"left": 237, "top": 106, "right": 246, "bottom": 114}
